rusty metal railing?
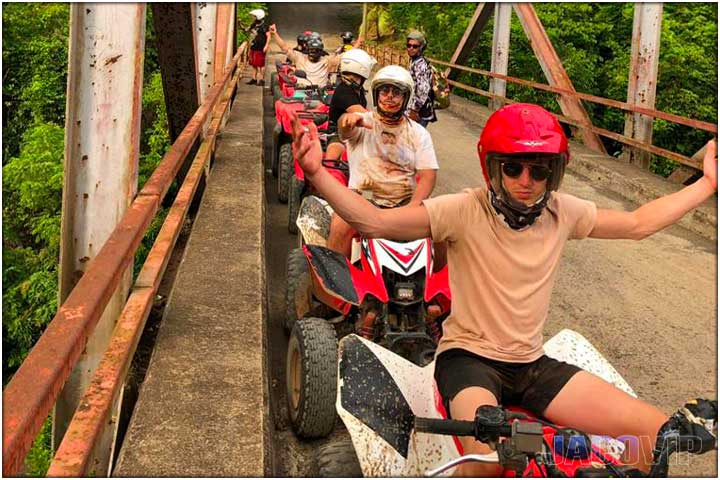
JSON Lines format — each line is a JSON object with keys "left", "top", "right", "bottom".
{"left": 367, "top": 45, "right": 716, "bottom": 171}
{"left": 2, "top": 42, "right": 248, "bottom": 478}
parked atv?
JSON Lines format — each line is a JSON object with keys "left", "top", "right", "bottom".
{"left": 285, "top": 195, "right": 451, "bottom": 439}
{"left": 320, "top": 330, "right": 718, "bottom": 477}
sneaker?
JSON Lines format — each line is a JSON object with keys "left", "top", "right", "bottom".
{"left": 246, "top": 79, "right": 257, "bottom": 85}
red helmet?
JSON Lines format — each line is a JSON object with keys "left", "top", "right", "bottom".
{"left": 478, "top": 103, "right": 569, "bottom": 192}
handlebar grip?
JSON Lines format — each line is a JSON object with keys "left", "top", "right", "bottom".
{"left": 414, "top": 417, "right": 475, "bottom": 437}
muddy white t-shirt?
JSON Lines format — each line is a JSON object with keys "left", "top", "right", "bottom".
{"left": 285, "top": 49, "right": 340, "bottom": 88}
{"left": 340, "top": 111, "right": 439, "bottom": 207}
{"left": 423, "top": 187, "right": 597, "bottom": 362}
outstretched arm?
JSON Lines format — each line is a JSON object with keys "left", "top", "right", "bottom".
{"left": 590, "top": 139, "right": 717, "bottom": 240}
{"left": 292, "top": 114, "right": 432, "bottom": 240}
{"left": 268, "top": 24, "right": 289, "bottom": 52}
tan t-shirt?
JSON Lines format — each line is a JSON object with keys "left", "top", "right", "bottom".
{"left": 423, "top": 187, "right": 597, "bottom": 362}
{"left": 285, "top": 49, "right": 340, "bottom": 88}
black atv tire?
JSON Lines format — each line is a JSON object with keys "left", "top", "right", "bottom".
{"left": 271, "top": 127, "right": 281, "bottom": 178}
{"left": 286, "top": 317, "right": 338, "bottom": 439}
{"left": 288, "top": 175, "right": 304, "bottom": 234}
{"left": 285, "top": 247, "right": 308, "bottom": 333}
{"left": 277, "top": 142, "right": 292, "bottom": 203}
{"left": 317, "top": 437, "right": 362, "bottom": 478}
{"left": 270, "top": 71, "right": 279, "bottom": 93}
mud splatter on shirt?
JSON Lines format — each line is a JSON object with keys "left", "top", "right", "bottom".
{"left": 341, "top": 112, "right": 438, "bottom": 207}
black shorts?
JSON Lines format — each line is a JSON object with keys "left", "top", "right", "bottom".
{"left": 434, "top": 348, "right": 581, "bottom": 417}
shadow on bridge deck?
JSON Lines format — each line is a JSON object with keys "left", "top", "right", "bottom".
{"left": 113, "top": 69, "right": 272, "bottom": 477}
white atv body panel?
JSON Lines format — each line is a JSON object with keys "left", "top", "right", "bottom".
{"left": 337, "top": 329, "right": 634, "bottom": 477}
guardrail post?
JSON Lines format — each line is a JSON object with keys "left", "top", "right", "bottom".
{"left": 489, "top": 2, "right": 512, "bottom": 110}
{"left": 622, "top": 3, "right": 663, "bottom": 169}
{"left": 193, "top": 2, "right": 218, "bottom": 174}
{"left": 56, "top": 4, "right": 146, "bottom": 475}
{"left": 214, "top": 3, "right": 235, "bottom": 128}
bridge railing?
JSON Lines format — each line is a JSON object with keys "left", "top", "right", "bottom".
{"left": 366, "top": 44, "right": 716, "bottom": 173}
{"left": 2, "top": 41, "right": 248, "bottom": 478}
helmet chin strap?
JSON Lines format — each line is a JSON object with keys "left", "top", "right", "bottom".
{"left": 489, "top": 187, "right": 549, "bottom": 230}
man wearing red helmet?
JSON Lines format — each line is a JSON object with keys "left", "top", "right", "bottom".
{"left": 290, "top": 102, "right": 718, "bottom": 475}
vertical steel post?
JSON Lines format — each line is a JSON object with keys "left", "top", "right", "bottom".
{"left": 56, "top": 4, "right": 146, "bottom": 475}
{"left": 194, "top": 2, "right": 218, "bottom": 106}
{"left": 622, "top": 3, "right": 663, "bottom": 169}
{"left": 489, "top": 3, "right": 512, "bottom": 110}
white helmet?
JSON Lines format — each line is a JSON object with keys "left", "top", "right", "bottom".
{"left": 370, "top": 65, "right": 415, "bottom": 120}
{"left": 249, "top": 9, "right": 265, "bottom": 20}
{"left": 339, "top": 49, "right": 377, "bottom": 80}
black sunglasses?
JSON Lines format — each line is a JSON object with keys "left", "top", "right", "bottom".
{"left": 501, "top": 162, "right": 552, "bottom": 181}
{"left": 406, "top": 43, "right": 421, "bottom": 49}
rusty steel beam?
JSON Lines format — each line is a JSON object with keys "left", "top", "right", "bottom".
{"left": 55, "top": 4, "right": 147, "bottom": 474}
{"left": 429, "top": 58, "right": 717, "bottom": 134}
{"left": 446, "top": 3, "right": 495, "bottom": 80}
{"left": 47, "top": 53, "right": 246, "bottom": 478}
{"left": 512, "top": 3, "right": 607, "bottom": 154}
{"left": 152, "top": 3, "right": 201, "bottom": 192}
{"left": 194, "top": 2, "right": 218, "bottom": 106}
{"left": 214, "top": 3, "right": 232, "bottom": 80}
{"left": 489, "top": 3, "right": 512, "bottom": 111}
{"left": 446, "top": 78, "right": 702, "bottom": 170}
{"left": 2, "top": 43, "right": 247, "bottom": 478}
{"left": 622, "top": 3, "right": 663, "bottom": 168}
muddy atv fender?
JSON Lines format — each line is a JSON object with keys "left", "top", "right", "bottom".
{"left": 286, "top": 317, "right": 338, "bottom": 438}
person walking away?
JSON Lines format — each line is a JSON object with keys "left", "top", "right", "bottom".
{"left": 246, "top": 9, "right": 270, "bottom": 86}
{"left": 405, "top": 31, "right": 437, "bottom": 128}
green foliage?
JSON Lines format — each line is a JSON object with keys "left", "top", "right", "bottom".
{"left": 23, "top": 416, "right": 53, "bottom": 476}
{"left": 2, "top": 3, "right": 69, "bottom": 163}
{"left": 3, "top": 123, "right": 64, "bottom": 377}
{"left": 380, "top": 3, "right": 717, "bottom": 175}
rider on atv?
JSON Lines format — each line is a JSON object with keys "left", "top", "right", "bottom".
{"left": 328, "top": 65, "right": 439, "bottom": 257}
{"left": 335, "top": 31, "right": 358, "bottom": 54}
{"left": 291, "top": 102, "right": 719, "bottom": 475}
{"left": 269, "top": 26, "right": 338, "bottom": 89}
{"left": 324, "top": 48, "right": 376, "bottom": 162}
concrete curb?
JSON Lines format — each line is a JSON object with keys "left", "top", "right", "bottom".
{"left": 446, "top": 94, "right": 717, "bottom": 242}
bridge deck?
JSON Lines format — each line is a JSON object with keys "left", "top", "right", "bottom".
{"left": 113, "top": 73, "right": 271, "bottom": 477}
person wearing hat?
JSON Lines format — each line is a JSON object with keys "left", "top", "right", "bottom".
{"left": 246, "top": 9, "right": 270, "bottom": 86}
{"left": 405, "top": 31, "right": 437, "bottom": 127}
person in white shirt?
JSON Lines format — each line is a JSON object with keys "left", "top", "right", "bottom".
{"left": 269, "top": 26, "right": 339, "bottom": 89}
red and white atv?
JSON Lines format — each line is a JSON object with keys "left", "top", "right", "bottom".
{"left": 315, "top": 331, "right": 717, "bottom": 477}
{"left": 285, "top": 195, "right": 451, "bottom": 439}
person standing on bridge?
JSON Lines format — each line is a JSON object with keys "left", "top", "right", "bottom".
{"left": 325, "top": 65, "right": 439, "bottom": 258}
{"left": 290, "top": 102, "right": 718, "bottom": 475}
{"left": 246, "top": 9, "right": 271, "bottom": 87}
{"left": 405, "top": 31, "right": 437, "bottom": 128}
{"left": 269, "top": 26, "right": 340, "bottom": 89}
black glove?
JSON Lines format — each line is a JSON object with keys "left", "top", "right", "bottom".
{"left": 674, "top": 398, "right": 717, "bottom": 454}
